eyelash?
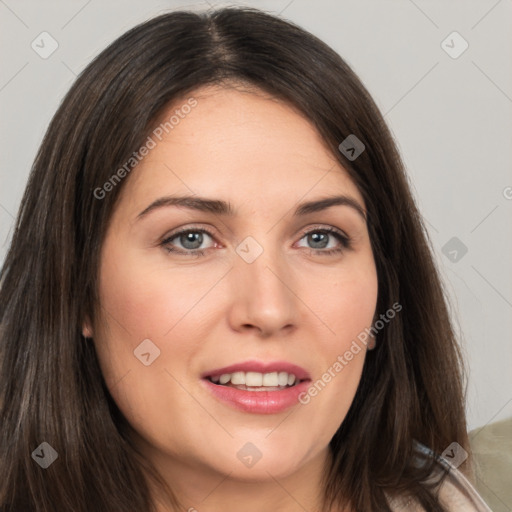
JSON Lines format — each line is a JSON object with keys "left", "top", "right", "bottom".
{"left": 160, "top": 225, "right": 352, "bottom": 257}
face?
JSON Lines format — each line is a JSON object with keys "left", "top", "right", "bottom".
{"left": 84, "top": 85, "right": 378, "bottom": 492}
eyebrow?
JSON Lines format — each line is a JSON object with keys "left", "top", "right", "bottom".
{"left": 136, "top": 194, "right": 367, "bottom": 221}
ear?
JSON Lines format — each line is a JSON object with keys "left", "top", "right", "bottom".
{"left": 82, "top": 316, "right": 93, "bottom": 338}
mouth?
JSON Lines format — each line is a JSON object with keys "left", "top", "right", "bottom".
{"left": 206, "top": 370, "right": 304, "bottom": 391}
{"left": 201, "top": 361, "right": 311, "bottom": 414}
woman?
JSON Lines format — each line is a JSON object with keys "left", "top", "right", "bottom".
{"left": 0, "top": 7, "right": 492, "bottom": 512}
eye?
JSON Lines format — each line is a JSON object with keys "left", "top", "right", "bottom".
{"left": 161, "top": 227, "right": 216, "bottom": 256}
{"left": 160, "top": 225, "right": 352, "bottom": 257}
{"left": 296, "top": 227, "right": 352, "bottom": 256}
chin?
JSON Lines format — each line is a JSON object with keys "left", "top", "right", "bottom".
{"left": 220, "top": 457, "right": 303, "bottom": 482}
{"left": 202, "top": 436, "right": 316, "bottom": 482}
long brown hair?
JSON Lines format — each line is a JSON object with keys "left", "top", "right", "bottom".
{"left": 0, "top": 7, "right": 469, "bottom": 511}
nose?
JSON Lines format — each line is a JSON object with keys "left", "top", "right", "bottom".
{"left": 226, "top": 244, "right": 299, "bottom": 338}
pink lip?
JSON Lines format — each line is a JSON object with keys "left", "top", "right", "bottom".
{"left": 201, "top": 378, "right": 311, "bottom": 414}
{"left": 200, "top": 360, "right": 311, "bottom": 414}
{"left": 201, "top": 360, "right": 311, "bottom": 381}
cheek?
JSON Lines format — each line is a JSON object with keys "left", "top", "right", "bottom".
{"left": 91, "top": 240, "right": 188, "bottom": 387}
{"left": 96, "top": 239, "right": 224, "bottom": 345}
{"left": 298, "top": 257, "right": 377, "bottom": 431}
{"left": 91, "top": 245, "right": 210, "bottom": 441}
{"left": 92, "top": 239, "right": 230, "bottom": 406}
{"left": 311, "top": 257, "right": 378, "bottom": 349}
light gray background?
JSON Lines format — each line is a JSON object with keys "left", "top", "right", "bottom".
{"left": 0, "top": 0, "right": 511, "bottom": 432}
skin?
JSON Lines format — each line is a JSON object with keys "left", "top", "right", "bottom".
{"left": 83, "top": 84, "right": 378, "bottom": 512}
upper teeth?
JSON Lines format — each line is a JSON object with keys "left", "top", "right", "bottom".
{"left": 211, "top": 371, "right": 297, "bottom": 387}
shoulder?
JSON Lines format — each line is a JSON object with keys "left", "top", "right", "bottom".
{"left": 387, "top": 443, "right": 493, "bottom": 512}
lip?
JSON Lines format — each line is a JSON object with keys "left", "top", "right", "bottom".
{"left": 200, "top": 360, "right": 312, "bottom": 414}
{"left": 201, "top": 378, "right": 311, "bottom": 414}
{"left": 201, "top": 360, "right": 311, "bottom": 381}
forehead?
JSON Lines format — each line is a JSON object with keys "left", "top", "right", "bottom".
{"left": 117, "top": 85, "right": 364, "bottom": 212}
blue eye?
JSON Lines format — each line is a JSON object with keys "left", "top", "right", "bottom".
{"left": 297, "top": 228, "right": 351, "bottom": 255}
{"left": 161, "top": 226, "right": 351, "bottom": 257}
{"left": 161, "top": 228, "right": 215, "bottom": 256}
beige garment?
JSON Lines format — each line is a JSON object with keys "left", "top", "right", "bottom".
{"left": 470, "top": 417, "right": 512, "bottom": 512}
{"left": 387, "top": 442, "right": 493, "bottom": 511}
{"left": 436, "top": 465, "right": 493, "bottom": 511}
